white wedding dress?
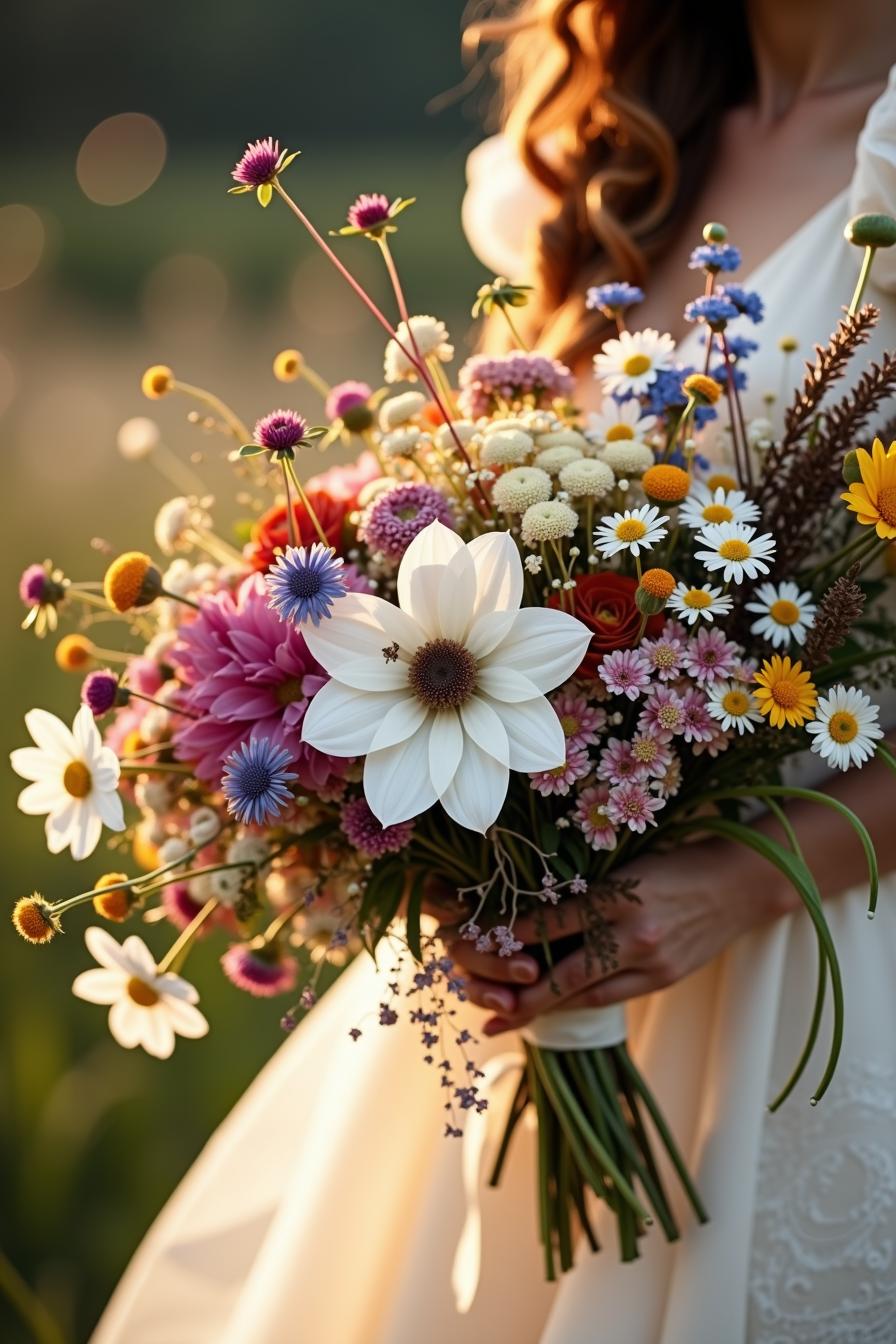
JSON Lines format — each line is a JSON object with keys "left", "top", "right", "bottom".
{"left": 93, "top": 73, "right": 896, "bottom": 1344}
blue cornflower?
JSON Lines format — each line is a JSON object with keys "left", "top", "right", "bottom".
{"left": 718, "top": 284, "right": 764, "bottom": 324}
{"left": 586, "top": 281, "right": 645, "bottom": 313}
{"left": 265, "top": 542, "right": 346, "bottom": 626}
{"left": 222, "top": 738, "right": 298, "bottom": 826}
{"left": 712, "top": 361, "right": 749, "bottom": 392}
{"left": 646, "top": 366, "right": 718, "bottom": 428}
{"left": 726, "top": 334, "right": 759, "bottom": 361}
{"left": 683, "top": 294, "right": 739, "bottom": 328}
{"left": 688, "top": 243, "right": 742, "bottom": 273}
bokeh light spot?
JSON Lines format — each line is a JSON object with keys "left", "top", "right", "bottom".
{"left": 76, "top": 113, "right": 167, "bottom": 206}
{"left": 0, "top": 205, "right": 46, "bottom": 290}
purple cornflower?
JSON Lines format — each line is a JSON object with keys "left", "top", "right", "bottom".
{"left": 718, "top": 284, "right": 764, "bottom": 324}
{"left": 684, "top": 294, "right": 739, "bottom": 328}
{"left": 81, "top": 669, "right": 120, "bottom": 717}
{"left": 641, "top": 634, "right": 685, "bottom": 682}
{"left": 266, "top": 543, "right": 346, "bottom": 627}
{"left": 529, "top": 744, "right": 591, "bottom": 797}
{"left": 221, "top": 942, "right": 298, "bottom": 997}
{"left": 682, "top": 627, "right": 739, "bottom": 686}
{"left": 598, "top": 648, "right": 652, "bottom": 700}
{"left": 586, "top": 282, "right": 645, "bottom": 314}
{"left": 325, "top": 380, "right": 372, "bottom": 424}
{"left": 637, "top": 684, "right": 686, "bottom": 739}
{"left": 688, "top": 243, "right": 742, "bottom": 273}
{"left": 597, "top": 737, "right": 641, "bottom": 784}
{"left": 457, "top": 351, "right": 575, "bottom": 418}
{"left": 253, "top": 409, "right": 310, "bottom": 459}
{"left": 361, "top": 483, "right": 455, "bottom": 561}
{"left": 606, "top": 780, "right": 665, "bottom": 833}
{"left": 340, "top": 795, "right": 414, "bottom": 857}
{"left": 222, "top": 738, "right": 298, "bottom": 826}
{"left": 348, "top": 193, "right": 390, "bottom": 230}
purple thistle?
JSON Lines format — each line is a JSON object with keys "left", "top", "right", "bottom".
{"left": 361, "top": 483, "right": 455, "bottom": 561}
{"left": 340, "top": 795, "right": 414, "bottom": 857}
{"left": 221, "top": 738, "right": 298, "bottom": 826}
{"left": 19, "top": 564, "right": 50, "bottom": 607}
{"left": 265, "top": 542, "right": 346, "bottom": 627}
{"left": 253, "top": 408, "right": 309, "bottom": 457}
{"left": 347, "top": 193, "right": 391, "bottom": 231}
{"left": 81, "top": 669, "right": 120, "bottom": 717}
{"left": 221, "top": 943, "right": 298, "bottom": 997}
{"left": 325, "top": 379, "right": 372, "bottom": 423}
{"left": 232, "top": 137, "right": 281, "bottom": 188}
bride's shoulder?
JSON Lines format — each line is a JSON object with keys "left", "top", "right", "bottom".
{"left": 851, "top": 65, "right": 896, "bottom": 293}
{"left": 461, "top": 133, "right": 556, "bottom": 278}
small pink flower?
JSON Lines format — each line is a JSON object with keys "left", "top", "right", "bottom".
{"left": 596, "top": 737, "right": 640, "bottom": 784}
{"left": 731, "top": 657, "right": 757, "bottom": 683}
{"left": 637, "top": 685, "right": 686, "bottom": 740}
{"left": 679, "top": 688, "right": 716, "bottom": 744}
{"left": 661, "top": 617, "right": 689, "bottom": 644}
{"left": 606, "top": 780, "right": 666, "bottom": 833}
{"left": 598, "top": 648, "right": 652, "bottom": 700}
{"left": 530, "top": 744, "right": 591, "bottom": 796}
{"left": 654, "top": 751, "right": 682, "bottom": 798}
{"left": 641, "top": 635, "right": 685, "bottom": 682}
{"left": 551, "top": 687, "right": 606, "bottom": 750}
{"left": 629, "top": 730, "right": 673, "bottom": 780}
{"left": 340, "top": 796, "right": 414, "bottom": 856}
{"left": 682, "top": 627, "right": 739, "bottom": 686}
{"left": 692, "top": 723, "right": 732, "bottom": 758}
{"left": 221, "top": 942, "right": 298, "bottom": 997}
{"left": 574, "top": 784, "right": 618, "bottom": 851}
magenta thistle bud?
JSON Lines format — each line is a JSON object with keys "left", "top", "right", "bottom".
{"left": 81, "top": 668, "right": 120, "bottom": 717}
{"left": 333, "top": 193, "right": 415, "bottom": 239}
{"left": 228, "top": 138, "right": 300, "bottom": 207}
{"left": 221, "top": 942, "right": 298, "bottom": 997}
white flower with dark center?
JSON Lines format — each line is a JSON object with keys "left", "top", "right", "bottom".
{"left": 586, "top": 397, "right": 657, "bottom": 446}
{"left": 694, "top": 521, "right": 776, "bottom": 583}
{"left": 706, "top": 681, "right": 763, "bottom": 734}
{"left": 384, "top": 315, "right": 453, "bottom": 383}
{"left": 593, "top": 329, "right": 676, "bottom": 397}
{"left": 678, "top": 481, "right": 760, "bottom": 531}
{"left": 594, "top": 504, "right": 669, "bottom": 558}
{"left": 72, "top": 926, "right": 208, "bottom": 1058}
{"left": 11, "top": 707, "right": 125, "bottom": 860}
{"left": 806, "top": 685, "right": 883, "bottom": 771}
{"left": 745, "top": 580, "right": 817, "bottom": 649}
{"left": 491, "top": 466, "right": 552, "bottom": 514}
{"left": 301, "top": 521, "right": 590, "bottom": 832}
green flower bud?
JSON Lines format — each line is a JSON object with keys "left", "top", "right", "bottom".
{"left": 635, "top": 586, "right": 668, "bottom": 616}
{"left": 702, "top": 221, "right": 728, "bottom": 244}
{"left": 844, "top": 213, "right": 896, "bottom": 249}
{"left": 842, "top": 450, "right": 863, "bottom": 485}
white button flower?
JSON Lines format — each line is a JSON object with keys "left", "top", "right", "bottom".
{"left": 72, "top": 926, "right": 208, "bottom": 1058}
{"left": 301, "top": 520, "right": 590, "bottom": 832}
{"left": 10, "top": 706, "right": 125, "bottom": 860}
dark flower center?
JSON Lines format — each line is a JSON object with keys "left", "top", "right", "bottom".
{"left": 288, "top": 568, "right": 322, "bottom": 599}
{"left": 408, "top": 639, "right": 477, "bottom": 710}
{"left": 237, "top": 761, "right": 274, "bottom": 799}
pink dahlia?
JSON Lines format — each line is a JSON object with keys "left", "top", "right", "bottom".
{"left": 596, "top": 737, "right": 640, "bottom": 785}
{"left": 682, "top": 627, "right": 739, "bottom": 687}
{"left": 637, "top": 685, "right": 686, "bottom": 740}
{"left": 598, "top": 648, "right": 652, "bottom": 701}
{"left": 170, "top": 573, "right": 349, "bottom": 793}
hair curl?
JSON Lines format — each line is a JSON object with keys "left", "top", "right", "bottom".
{"left": 465, "top": 1, "right": 754, "bottom": 366}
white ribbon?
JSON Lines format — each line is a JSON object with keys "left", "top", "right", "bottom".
{"left": 520, "top": 1002, "right": 627, "bottom": 1051}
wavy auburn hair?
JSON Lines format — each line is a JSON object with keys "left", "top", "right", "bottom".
{"left": 466, "top": 0, "right": 755, "bottom": 366}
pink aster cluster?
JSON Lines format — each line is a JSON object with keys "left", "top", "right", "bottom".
{"left": 457, "top": 351, "right": 576, "bottom": 418}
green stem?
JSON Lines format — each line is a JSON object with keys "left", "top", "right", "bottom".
{"left": 282, "top": 457, "right": 297, "bottom": 547}
{"left": 156, "top": 898, "right": 219, "bottom": 974}
{"left": 0, "top": 1248, "right": 65, "bottom": 1344}
{"left": 848, "top": 245, "right": 876, "bottom": 316}
{"left": 615, "top": 1045, "right": 709, "bottom": 1222}
{"left": 499, "top": 305, "right": 530, "bottom": 352}
{"left": 285, "top": 458, "right": 330, "bottom": 549}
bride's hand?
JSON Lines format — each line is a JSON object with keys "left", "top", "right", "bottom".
{"left": 440, "top": 839, "right": 798, "bottom": 1036}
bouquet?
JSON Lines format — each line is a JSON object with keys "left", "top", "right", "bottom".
{"left": 12, "top": 139, "right": 896, "bottom": 1284}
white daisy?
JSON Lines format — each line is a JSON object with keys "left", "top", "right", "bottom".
{"left": 593, "top": 329, "right": 676, "bottom": 397}
{"left": 72, "top": 926, "right": 208, "bottom": 1058}
{"left": 806, "top": 685, "right": 883, "bottom": 771}
{"left": 301, "top": 520, "right": 590, "bottom": 833}
{"left": 10, "top": 706, "right": 125, "bottom": 860}
{"left": 666, "top": 582, "right": 733, "bottom": 625}
{"left": 694, "top": 521, "right": 776, "bottom": 584}
{"left": 745, "top": 580, "right": 817, "bottom": 649}
{"left": 706, "top": 681, "right": 763, "bottom": 734}
{"left": 678, "top": 481, "right": 761, "bottom": 531}
{"left": 594, "top": 504, "right": 669, "bottom": 558}
{"left": 586, "top": 397, "right": 657, "bottom": 446}
{"left": 384, "top": 315, "right": 453, "bottom": 384}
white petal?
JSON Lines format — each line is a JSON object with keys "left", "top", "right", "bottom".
{"left": 17, "top": 778, "right": 65, "bottom": 816}
{"left": 302, "top": 592, "right": 423, "bottom": 676}
{"left": 122, "top": 935, "right": 158, "bottom": 978}
{"left": 72, "top": 705, "right": 101, "bottom": 759}
{"left": 459, "top": 696, "right": 510, "bottom": 767}
{"left": 45, "top": 802, "right": 77, "bottom": 854}
{"left": 156, "top": 972, "right": 200, "bottom": 1004}
{"left": 397, "top": 521, "right": 464, "bottom": 631}
{"left": 369, "top": 697, "right": 431, "bottom": 753}
{"left": 10, "top": 747, "right": 59, "bottom": 782}
{"left": 108, "top": 998, "right": 144, "bottom": 1049}
{"left": 466, "top": 610, "right": 517, "bottom": 661}
{"left": 24, "top": 708, "right": 76, "bottom": 760}
{"left": 437, "top": 546, "right": 477, "bottom": 643}
{"left": 484, "top": 694, "right": 567, "bottom": 772}
{"left": 92, "top": 764, "right": 120, "bottom": 792}
{"left": 69, "top": 805, "right": 103, "bottom": 861}
{"left": 429, "top": 710, "right": 464, "bottom": 794}
{"left": 314, "top": 655, "right": 407, "bottom": 692}
{"left": 399, "top": 564, "right": 444, "bottom": 640}
{"left": 141, "top": 1008, "right": 176, "bottom": 1059}
{"left": 485, "top": 607, "right": 590, "bottom": 692}
{"left": 164, "top": 997, "right": 209, "bottom": 1039}
{"left": 440, "top": 738, "right": 509, "bottom": 833}
{"left": 468, "top": 532, "right": 523, "bottom": 617}
{"left": 364, "top": 726, "right": 438, "bottom": 826}
{"left": 85, "top": 925, "right": 133, "bottom": 972}
{"left": 94, "top": 788, "right": 125, "bottom": 832}
{"left": 302, "top": 681, "right": 413, "bottom": 757}
{"left": 477, "top": 665, "right": 542, "bottom": 703}
{"left": 72, "top": 968, "right": 125, "bottom": 1005}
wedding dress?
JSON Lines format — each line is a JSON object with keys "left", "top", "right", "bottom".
{"left": 93, "top": 71, "right": 896, "bottom": 1344}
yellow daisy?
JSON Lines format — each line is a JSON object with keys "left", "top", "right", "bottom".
{"left": 753, "top": 655, "right": 817, "bottom": 729}
{"left": 841, "top": 437, "right": 896, "bottom": 539}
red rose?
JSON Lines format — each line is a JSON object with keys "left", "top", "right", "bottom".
{"left": 248, "top": 490, "right": 349, "bottom": 571}
{"left": 553, "top": 572, "right": 664, "bottom": 678}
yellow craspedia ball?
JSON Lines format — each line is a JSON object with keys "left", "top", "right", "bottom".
{"left": 639, "top": 567, "right": 676, "bottom": 601}
{"left": 778, "top": 336, "right": 798, "bottom": 354}
{"left": 641, "top": 463, "right": 691, "bottom": 503}
{"left": 92, "top": 873, "right": 132, "bottom": 922}
{"left": 273, "top": 348, "right": 303, "bottom": 382}
{"left": 682, "top": 373, "right": 723, "bottom": 406}
{"left": 55, "top": 633, "right": 95, "bottom": 671}
{"left": 12, "top": 894, "right": 58, "bottom": 944}
{"left": 103, "top": 552, "right": 161, "bottom": 613}
{"left": 141, "top": 365, "right": 174, "bottom": 399}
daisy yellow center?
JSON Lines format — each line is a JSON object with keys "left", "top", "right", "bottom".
{"left": 605, "top": 423, "right": 635, "bottom": 441}
{"left": 722, "top": 689, "right": 750, "bottom": 716}
{"left": 559, "top": 714, "right": 580, "bottom": 738}
{"left": 719, "top": 538, "right": 751, "bottom": 561}
{"left": 702, "top": 503, "right": 733, "bottom": 523}
{"left": 63, "top": 760, "right": 92, "bottom": 798}
{"left": 829, "top": 711, "right": 859, "bottom": 743}
{"left": 616, "top": 518, "right": 647, "bottom": 542}
{"left": 408, "top": 638, "right": 478, "bottom": 710}
{"left": 875, "top": 484, "right": 896, "bottom": 526}
{"left": 769, "top": 599, "right": 800, "bottom": 626}
{"left": 683, "top": 588, "right": 712, "bottom": 609}
{"left": 623, "top": 354, "right": 651, "bottom": 377}
{"left": 770, "top": 678, "right": 801, "bottom": 709}
{"left": 126, "top": 976, "right": 160, "bottom": 1007}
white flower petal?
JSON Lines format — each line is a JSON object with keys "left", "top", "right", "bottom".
{"left": 164, "top": 997, "right": 209, "bottom": 1039}
{"left": 439, "top": 737, "right": 509, "bottom": 833}
{"left": 141, "top": 1008, "right": 176, "bottom": 1059}
{"left": 302, "top": 592, "right": 423, "bottom": 676}
{"left": 397, "top": 521, "right": 464, "bottom": 631}
{"left": 485, "top": 606, "right": 590, "bottom": 692}
{"left": 156, "top": 972, "right": 200, "bottom": 1005}
{"left": 108, "top": 998, "right": 145, "bottom": 1050}
{"left": 485, "top": 694, "right": 567, "bottom": 772}
{"left": 45, "top": 801, "right": 78, "bottom": 854}
{"left": 477, "top": 664, "right": 543, "bottom": 703}
{"left": 459, "top": 696, "right": 510, "bottom": 767}
{"left": 24, "top": 708, "right": 76, "bottom": 761}
{"left": 69, "top": 805, "right": 103, "bottom": 861}
{"left": 85, "top": 925, "right": 133, "bottom": 972}
{"left": 364, "top": 727, "right": 438, "bottom": 827}
{"left": 437, "top": 547, "right": 477, "bottom": 643}
{"left": 94, "top": 788, "right": 125, "bottom": 833}
{"left": 121, "top": 938, "right": 158, "bottom": 979}
{"left": 316, "top": 655, "right": 408, "bottom": 692}
{"left": 72, "top": 704, "right": 101, "bottom": 759}
{"left": 368, "top": 697, "right": 431, "bottom": 753}
{"left": 302, "top": 681, "right": 413, "bottom": 757}
{"left": 72, "top": 968, "right": 125, "bottom": 1005}
{"left": 467, "top": 532, "right": 523, "bottom": 618}
{"left": 466, "top": 610, "right": 517, "bottom": 660}
{"left": 17, "top": 778, "right": 65, "bottom": 816}
{"left": 92, "top": 764, "right": 121, "bottom": 792}
{"left": 429, "top": 710, "right": 464, "bottom": 795}
{"left": 10, "top": 747, "right": 59, "bottom": 782}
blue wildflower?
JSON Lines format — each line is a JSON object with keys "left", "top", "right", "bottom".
{"left": 688, "top": 243, "right": 742, "bottom": 273}
{"left": 646, "top": 366, "right": 718, "bottom": 428}
{"left": 719, "top": 284, "right": 764, "bottom": 324}
{"left": 586, "top": 281, "right": 645, "bottom": 313}
{"left": 712, "top": 361, "right": 748, "bottom": 392}
{"left": 683, "top": 294, "right": 739, "bottom": 328}
{"left": 222, "top": 738, "right": 298, "bottom": 826}
{"left": 726, "top": 334, "right": 759, "bottom": 361}
{"left": 265, "top": 542, "right": 346, "bottom": 626}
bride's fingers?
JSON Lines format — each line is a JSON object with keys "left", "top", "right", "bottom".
{"left": 442, "top": 939, "right": 540, "bottom": 985}
{"left": 461, "top": 975, "right": 520, "bottom": 1016}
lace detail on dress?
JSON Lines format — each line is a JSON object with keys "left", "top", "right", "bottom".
{"left": 747, "top": 1058, "right": 896, "bottom": 1343}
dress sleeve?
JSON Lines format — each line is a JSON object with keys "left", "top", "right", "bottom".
{"left": 461, "top": 134, "right": 555, "bottom": 280}
{"left": 850, "top": 65, "right": 896, "bottom": 295}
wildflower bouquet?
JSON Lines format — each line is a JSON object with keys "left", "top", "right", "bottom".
{"left": 12, "top": 140, "right": 896, "bottom": 1282}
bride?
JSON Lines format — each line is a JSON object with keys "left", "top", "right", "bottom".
{"left": 94, "top": 2, "right": 896, "bottom": 1341}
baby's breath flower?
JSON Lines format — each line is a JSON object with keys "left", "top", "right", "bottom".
{"left": 491, "top": 466, "right": 552, "bottom": 514}
{"left": 379, "top": 392, "right": 427, "bottom": 431}
{"left": 520, "top": 499, "right": 579, "bottom": 546}
{"left": 379, "top": 426, "right": 423, "bottom": 460}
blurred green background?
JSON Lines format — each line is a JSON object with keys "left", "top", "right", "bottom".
{"left": 2, "top": 3, "right": 495, "bottom": 1338}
